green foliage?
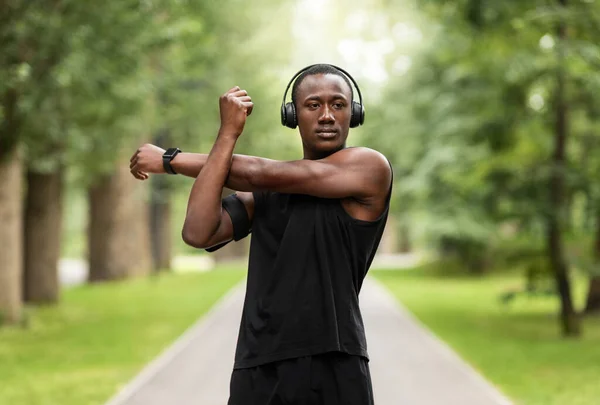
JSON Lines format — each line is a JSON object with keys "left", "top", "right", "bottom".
{"left": 365, "top": 0, "right": 600, "bottom": 271}
{"left": 1, "top": 0, "right": 158, "bottom": 171}
{"left": 1, "top": 0, "right": 295, "bottom": 183}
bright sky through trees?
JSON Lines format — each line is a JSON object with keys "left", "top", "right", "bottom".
{"left": 291, "top": 0, "right": 424, "bottom": 91}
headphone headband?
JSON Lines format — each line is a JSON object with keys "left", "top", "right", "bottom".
{"left": 281, "top": 64, "right": 363, "bottom": 109}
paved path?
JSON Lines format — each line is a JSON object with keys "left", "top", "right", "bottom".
{"left": 104, "top": 276, "right": 513, "bottom": 405}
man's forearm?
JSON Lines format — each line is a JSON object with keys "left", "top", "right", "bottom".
{"left": 170, "top": 153, "right": 207, "bottom": 178}
{"left": 171, "top": 152, "right": 261, "bottom": 191}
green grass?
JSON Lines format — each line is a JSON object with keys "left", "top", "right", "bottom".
{"left": 0, "top": 267, "right": 245, "bottom": 405}
{"left": 373, "top": 266, "right": 600, "bottom": 405}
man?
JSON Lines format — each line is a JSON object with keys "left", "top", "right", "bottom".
{"left": 130, "top": 64, "right": 392, "bottom": 404}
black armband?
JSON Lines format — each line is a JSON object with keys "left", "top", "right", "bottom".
{"left": 222, "top": 193, "right": 251, "bottom": 241}
{"left": 205, "top": 193, "right": 251, "bottom": 253}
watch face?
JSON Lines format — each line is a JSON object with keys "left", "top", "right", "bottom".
{"left": 165, "top": 148, "right": 179, "bottom": 158}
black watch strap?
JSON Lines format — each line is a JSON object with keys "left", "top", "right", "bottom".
{"left": 162, "top": 148, "right": 181, "bottom": 175}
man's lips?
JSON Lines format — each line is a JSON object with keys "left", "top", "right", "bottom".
{"left": 315, "top": 128, "right": 338, "bottom": 138}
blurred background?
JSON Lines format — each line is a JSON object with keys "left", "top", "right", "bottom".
{"left": 1, "top": 0, "right": 600, "bottom": 404}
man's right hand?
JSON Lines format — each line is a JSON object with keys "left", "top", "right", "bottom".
{"left": 129, "top": 143, "right": 166, "bottom": 180}
{"left": 219, "top": 86, "right": 253, "bottom": 137}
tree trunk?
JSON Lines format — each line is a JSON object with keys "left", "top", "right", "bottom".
{"left": 0, "top": 149, "right": 23, "bottom": 324}
{"left": 23, "top": 169, "right": 63, "bottom": 304}
{"left": 398, "top": 221, "right": 412, "bottom": 253}
{"left": 585, "top": 277, "right": 600, "bottom": 314}
{"left": 149, "top": 129, "right": 173, "bottom": 271}
{"left": 150, "top": 178, "right": 172, "bottom": 271}
{"left": 547, "top": 223, "right": 579, "bottom": 335}
{"left": 547, "top": 0, "right": 580, "bottom": 336}
{"left": 580, "top": 133, "right": 594, "bottom": 232}
{"left": 584, "top": 214, "right": 600, "bottom": 314}
{"left": 379, "top": 214, "right": 397, "bottom": 254}
{"left": 0, "top": 84, "right": 23, "bottom": 325}
{"left": 88, "top": 164, "right": 152, "bottom": 282}
{"left": 212, "top": 238, "right": 249, "bottom": 263}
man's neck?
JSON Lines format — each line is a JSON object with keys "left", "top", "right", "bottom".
{"left": 303, "top": 144, "right": 346, "bottom": 160}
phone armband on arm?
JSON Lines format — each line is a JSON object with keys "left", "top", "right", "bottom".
{"left": 222, "top": 193, "right": 251, "bottom": 241}
{"left": 205, "top": 194, "right": 251, "bottom": 253}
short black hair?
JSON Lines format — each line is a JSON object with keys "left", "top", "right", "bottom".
{"left": 291, "top": 64, "right": 354, "bottom": 107}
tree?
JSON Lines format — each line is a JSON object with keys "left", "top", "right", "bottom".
{"left": 363, "top": 0, "right": 600, "bottom": 334}
{"left": 23, "top": 168, "right": 63, "bottom": 303}
{"left": 547, "top": 0, "right": 579, "bottom": 336}
{"left": 1, "top": 1, "right": 30, "bottom": 321}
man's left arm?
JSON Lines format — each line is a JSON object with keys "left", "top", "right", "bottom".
{"left": 239, "top": 147, "right": 391, "bottom": 202}
{"left": 131, "top": 144, "right": 390, "bottom": 201}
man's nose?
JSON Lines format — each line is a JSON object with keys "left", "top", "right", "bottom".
{"left": 318, "top": 105, "right": 335, "bottom": 123}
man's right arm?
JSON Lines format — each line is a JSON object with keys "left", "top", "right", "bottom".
{"left": 129, "top": 144, "right": 256, "bottom": 250}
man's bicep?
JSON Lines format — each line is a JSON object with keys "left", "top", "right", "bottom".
{"left": 204, "top": 191, "right": 254, "bottom": 251}
{"left": 264, "top": 148, "right": 389, "bottom": 199}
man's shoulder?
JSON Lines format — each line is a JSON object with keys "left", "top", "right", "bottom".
{"left": 335, "top": 147, "right": 392, "bottom": 194}
{"left": 333, "top": 147, "right": 390, "bottom": 170}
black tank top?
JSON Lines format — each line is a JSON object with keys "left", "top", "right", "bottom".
{"left": 233, "top": 181, "right": 392, "bottom": 369}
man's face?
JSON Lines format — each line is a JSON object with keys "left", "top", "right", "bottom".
{"left": 295, "top": 73, "right": 352, "bottom": 156}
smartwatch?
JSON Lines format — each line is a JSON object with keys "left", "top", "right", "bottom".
{"left": 162, "top": 148, "right": 181, "bottom": 175}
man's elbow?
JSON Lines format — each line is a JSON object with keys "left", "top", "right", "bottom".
{"left": 181, "top": 224, "right": 211, "bottom": 249}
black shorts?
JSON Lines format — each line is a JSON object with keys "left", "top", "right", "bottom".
{"left": 228, "top": 351, "right": 374, "bottom": 405}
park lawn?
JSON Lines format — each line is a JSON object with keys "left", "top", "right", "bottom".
{"left": 0, "top": 267, "right": 245, "bottom": 405}
{"left": 373, "top": 266, "right": 600, "bottom": 405}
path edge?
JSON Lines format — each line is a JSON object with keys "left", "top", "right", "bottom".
{"left": 367, "top": 277, "right": 514, "bottom": 405}
{"left": 103, "top": 282, "right": 245, "bottom": 405}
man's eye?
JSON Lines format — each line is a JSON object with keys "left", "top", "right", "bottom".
{"left": 333, "top": 103, "right": 344, "bottom": 109}
{"left": 309, "top": 103, "right": 319, "bottom": 108}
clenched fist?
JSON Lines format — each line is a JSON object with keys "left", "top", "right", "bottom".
{"left": 129, "top": 143, "right": 166, "bottom": 180}
{"left": 219, "top": 86, "right": 253, "bottom": 136}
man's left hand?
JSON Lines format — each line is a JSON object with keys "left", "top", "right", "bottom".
{"left": 129, "top": 143, "right": 166, "bottom": 180}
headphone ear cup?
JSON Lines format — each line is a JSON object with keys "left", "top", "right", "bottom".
{"left": 282, "top": 102, "right": 297, "bottom": 129}
{"left": 359, "top": 103, "right": 365, "bottom": 126}
{"left": 280, "top": 104, "right": 287, "bottom": 127}
{"left": 350, "top": 101, "right": 365, "bottom": 128}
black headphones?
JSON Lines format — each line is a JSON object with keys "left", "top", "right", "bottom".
{"left": 280, "top": 64, "right": 365, "bottom": 129}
